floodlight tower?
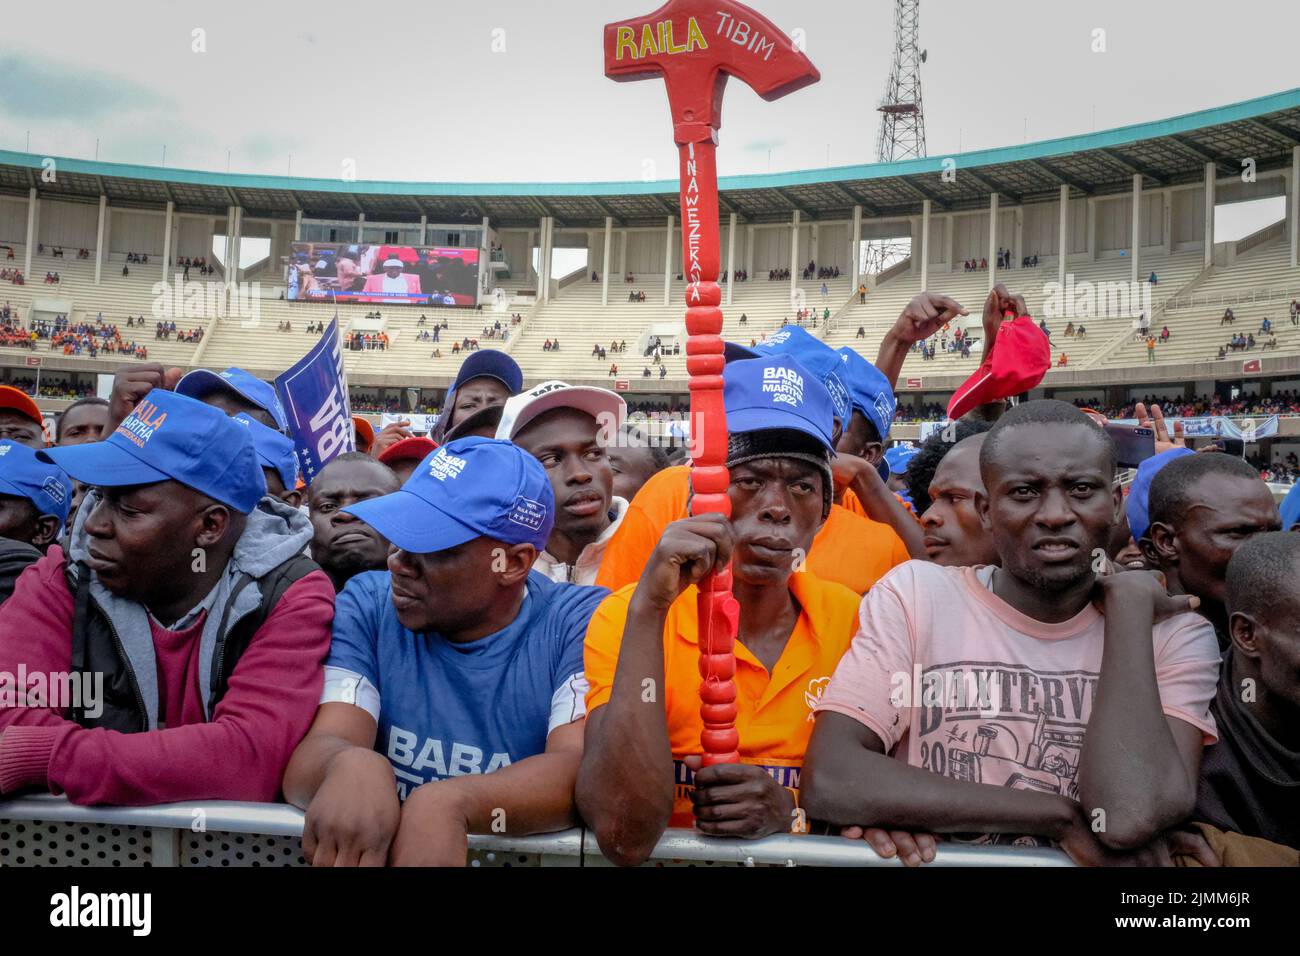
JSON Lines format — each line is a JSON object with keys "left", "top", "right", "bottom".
{"left": 876, "top": 0, "right": 927, "bottom": 162}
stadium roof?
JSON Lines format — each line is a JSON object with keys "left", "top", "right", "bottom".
{"left": 1, "top": 87, "right": 1298, "bottom": 228}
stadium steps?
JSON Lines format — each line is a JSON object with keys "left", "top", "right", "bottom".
{"left": 1100, "top": 241, "right": 1300, "bottom": 368}
{"left": 509, "top": 276, "right": 851, "bottom": 383}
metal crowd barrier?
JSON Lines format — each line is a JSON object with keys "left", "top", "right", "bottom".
{"left": 0, "top": 794, "right": 1071, "bottom": 867}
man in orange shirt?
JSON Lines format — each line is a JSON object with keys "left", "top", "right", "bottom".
{"left": 577, "top": 355, "right": 864, "bottom": 866}
{"left": 597, "top": 330, "right": 912, "bottom": 595}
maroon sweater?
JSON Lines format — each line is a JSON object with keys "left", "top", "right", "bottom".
{"left": 0, "top": 547, "right": 334, "bottom": 805}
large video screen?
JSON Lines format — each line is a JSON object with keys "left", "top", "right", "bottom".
{"left": 287, "top": 242, "right": 479, "bottom": 307}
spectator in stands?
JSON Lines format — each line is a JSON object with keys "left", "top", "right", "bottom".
{"left": 498, "top": 381, "right": 627, "bottom": 587}
{"left": 802, "top": 400, "right": 1221, "bottom": 864}
{"left": 1189, "top": 532, "right": 1300, "bottom": 857}
{"left": 608, "top": 363, "right": 617, "bottom": 377}
{"left": 859, "top": 283, "right": 867, "bottom": 304}
{"left": 0, "top": 391, "right": 332, "bottom": 806}
{"left": 1144, "top": 452, "right": 1281, "bottom": 648}
{"left": 659, "top": 365, "right": 667, "bottom": 380}
{"left": 1290, "top": 300, "right": 1299, "bottom": 326}
{"left": 1160, "top": 325, "right": 1171, "bottom": 342}
{"left": 283, "top": 439, "right": 605, "bottom": 866}
{"left": 642, "top": 367, "right": 651, "bottom": 378}
{"left": 0, "top": 439, "right": 72, "bottom": 558}
{"left": 308, "top": 453, "right": 401, "bottom": 593}
{"left": 1149, "top": 271, "right": 1158, "bottom": 285}
{"left": 1221, "top": 308, "right": 1235, "bottom": 326}
{"left": 1058, "top": 351, "right": 1069, "bottom": 367}
{"left": 578, "top": 355, "right": 860, "bottom": 864}
{"left": 0, "top": 385, "right": 47, "bottom": 449}
{"left": 1146, "top": 336, "right": 1157, "bottom": 364}
{"left": 1260, "top": 317, "right": 1271, "bottom": 334}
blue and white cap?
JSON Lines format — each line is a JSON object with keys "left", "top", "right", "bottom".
{"left": 343, "top": 437, "right": 554, "bottom": 554}
{"left": 233, "top": 412, "right": 299, "bottom": 491}
{"left": 0, "top": 439, "right": 73, "bottom": 531}
{"left": 723, "top": 356, "right": 836, "bottom": 453}
{"left": 176, "top": 367, "right": 289, "bottom": 432}
{"left": 727, "top": 327, "right": 852, "bottom": 426}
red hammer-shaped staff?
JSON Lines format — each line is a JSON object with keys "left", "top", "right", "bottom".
{"left": 604, "top": 0, "right": 819, "bottom": 767}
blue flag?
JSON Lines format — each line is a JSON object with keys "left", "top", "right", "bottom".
{"left": 274, "top": 316, "right": 355, "bottom": 484}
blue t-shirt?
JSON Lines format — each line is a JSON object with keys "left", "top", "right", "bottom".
{"left": 327, "top": 569, "right": 608, "bottom": 799}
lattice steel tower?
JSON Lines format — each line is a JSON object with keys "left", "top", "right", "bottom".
{"left": 876, "top": 0, "right": 927, "bottom": 162}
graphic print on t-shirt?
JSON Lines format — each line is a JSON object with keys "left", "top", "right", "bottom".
{"left": 906, "top": 660, "right": 1097, "bottom": 801}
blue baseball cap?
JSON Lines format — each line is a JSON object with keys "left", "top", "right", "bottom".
{"left": 727, "top": 327, "right": 852, "bottom": 426}
{"left": 233, "top": 412, "right": 299, "bottom": 491}
{"left": 723, "top": 356, "right": 836, "bottom": 453}
{"left": 1279, "top": 482, "right": 1300, "bottom": 531}
{"left": 39, "top": 389, "right": 266, "bottom": 514}
{"left": 0, "top": 439, "right": 72, "bottom": 531}
{"left": 449, "top": 349, "right": 523, "bottom": 395}
{"left": 175, "top": 367, "right": 289, "bottom": 432}
{"left": 884, "top": 444, "right": 919, "bottom": 475}
{"left": 1126, "top": 446, "right": 1195, "bottom": 540}
{"left": 343, "top": 437, "right": 554, "bottom": 554}
{"left": 836, "top": 347, "right": 896, "bottom": 441}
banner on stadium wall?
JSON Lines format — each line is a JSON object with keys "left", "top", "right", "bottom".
{"left": 1110, "top": 415, "right": 1279, "bottom": 441}
{"left": 274, "top": 317, "right": 355, "bottom": 484}
{"left": 919, "top": 421, "right": 948, "bottom": 441}
{"left": 381, "top": 412, "right": 438, "bottom": 435}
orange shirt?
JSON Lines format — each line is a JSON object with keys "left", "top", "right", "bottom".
{"left": 595, "top": 466, "right": 909, "bottom": 596}
{"left": 584, "top": 572, "right": 862, "bottom": 827}
{"left": 840, "top": 486, "right": 919, "bottom": 521}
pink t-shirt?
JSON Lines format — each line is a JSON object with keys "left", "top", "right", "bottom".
{"left": 817, "top": 561, "right": 1220, "bottom": 803}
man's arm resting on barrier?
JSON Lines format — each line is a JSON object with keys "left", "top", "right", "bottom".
{"left": 575, "top": 601, "right": 675, "bottom": 868}
{"left": 802, "top": 713, "right": 1082, "bottom": 845}
{"left": 282, "top": 700, "right": 400, "bottom": 867}
{"left": 388, "top": 718, "right": 585, "bottom": 867}
{"left": 0, "top": 573, "right": 333, "bottom": 806}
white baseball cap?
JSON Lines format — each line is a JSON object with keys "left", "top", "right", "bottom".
{"left": 495, "top": 380, "right": 626, "bottom": 441}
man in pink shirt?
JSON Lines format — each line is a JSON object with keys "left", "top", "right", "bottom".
{"left": 0, "top": 389, "right": 334, "bottom": 806}
{"left": 802, "top": 400, "right": 1221, "bottom": 865}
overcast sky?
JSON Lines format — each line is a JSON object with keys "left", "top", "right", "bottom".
{"left": 1, "top": 0, "right": 1297, "bottom": 187}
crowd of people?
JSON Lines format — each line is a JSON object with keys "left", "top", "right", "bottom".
{"left": 0, "top": 278, "right": 1295, "bottom": 872}
{"left": 346, "top": 330, "right": 390, "bottom": 351}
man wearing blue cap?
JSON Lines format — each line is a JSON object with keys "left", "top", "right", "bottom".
{"left": 283, "top": 437, "right": 608, "bottom": 866}
{"left": 175, "top": 366, "right": 290, "bottom": 432}
{"left": 600, "top": 341, "right": 911, "bottom": 597}
{"left": 0, "top": 390, "right": 334, "bottom": 806}
{"left": 0, "top": 439, "right": 71, "bottom": 552}
{"left": 883, "top": 444, "right": 919, "bottom": 501}
{"left": 0, "top": 440, "right": 73, "bottom": 607}
{"left": 579, "top": 355, "right": 865, "bottom": 864}
{"left": 234, "top": 412, "right": 303, "bottom": 508}
{"left": 425, "top": 349, "right": 523, "bottom": 447}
